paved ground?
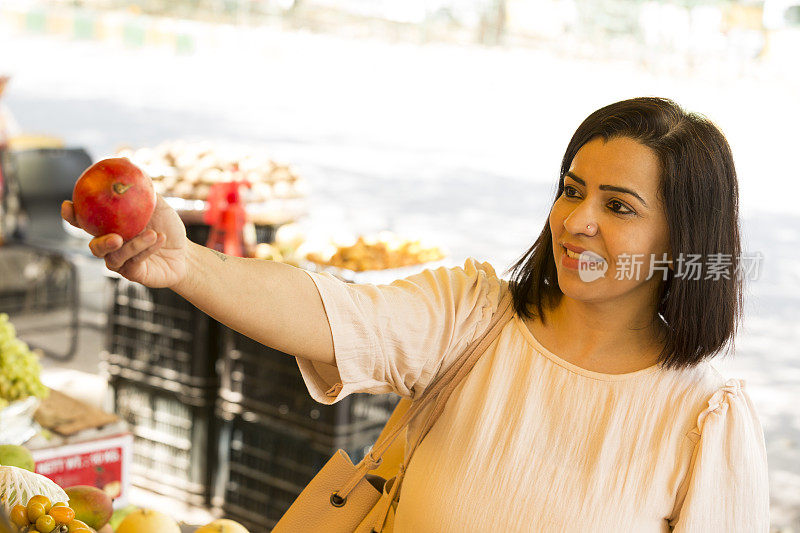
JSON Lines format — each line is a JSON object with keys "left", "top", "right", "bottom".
{"left": 2, "top": 25, "right": 799, "bottom": 529}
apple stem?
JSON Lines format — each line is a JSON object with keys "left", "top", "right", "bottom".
{"left": 113, "top": 183, "right": 132, "bottom": 195}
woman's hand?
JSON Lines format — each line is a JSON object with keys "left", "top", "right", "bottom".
{"left": 61, "top": 194, "right": 190, "bottom": 289}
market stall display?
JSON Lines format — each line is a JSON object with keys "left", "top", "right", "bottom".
{"left": 2, "top": 130, "right": 455, "bottom": 529}
{"left": 116, "top": 140, "right": 310, "bottom": 226}
{"left": 0, "top": 444, "right": 248, "bottom": 532}
{"left": 0, "top": 399, "right": 122, "bottom": 532}
{"left": 304, "top": 233, "right": 447, "bottom": 271}
{"left": 296, "top": 230, "right": 450, "bottom": 284}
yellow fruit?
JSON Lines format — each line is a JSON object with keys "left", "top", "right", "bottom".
{"left": 35, "top": 514, "right": 56, "bottom": 533}
{"left": 27, "top": 502, "right": 46, "bottom": 523}
{"left": 10, "top": 505, "right": 28, "bottom": 527}
{"left": 28, "top": 495, "right": 52, "bottom": 513}
{"left": 115, "top": 509, "right": 180, "bottom": 533}
{"left": 66, "top": 519, "right": 91, "bottom": 532}
{"left": 195, "top": 519, "right": 250, "bottom": 533}
{"left": 48, "top": 505, "right": 75, "bottom": 524}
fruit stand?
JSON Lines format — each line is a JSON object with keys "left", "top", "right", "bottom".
{"left": 0, "top": 312, "right": 133, "bottom": 533}
{"left": 1, "top": 138, "right": 450, "bottom": 531}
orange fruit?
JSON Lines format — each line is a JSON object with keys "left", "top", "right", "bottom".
{"left": 115, "top": 509, "right": 180, "bottom": 533}
{"left": 35, "top": 514, "right": 56, "bottom": 533}
{"left": 66, "top": 519, "right": 91, "bottom": 532}
{"left": 10, "top": 504, "right": 28, "bottom": 527}
{"left": 48, "top": 505, "right": 76, "bottom": 524}
{"left": 195, "top": 519, "right": 250, "bottom": 532}
{"left": 27, "top": 502, "right": 46, "bottom": 523}
{"left": 27, "top": 495, "right": 52, "bottom": 513}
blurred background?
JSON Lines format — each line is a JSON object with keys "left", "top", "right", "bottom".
{"left": 0, "top": 0, "right": 798, "bottom": 530}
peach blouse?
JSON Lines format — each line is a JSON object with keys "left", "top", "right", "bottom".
{"left": 295, "top": 258, "right": 770, "bottom": 532}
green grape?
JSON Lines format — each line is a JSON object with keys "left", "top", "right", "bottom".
{"left": 0, "top": 314, "right": 49, "bottom": 406}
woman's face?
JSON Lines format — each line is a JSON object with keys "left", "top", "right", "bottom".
{"left": 549, "top": 136, "right": 671, "bottom": 305}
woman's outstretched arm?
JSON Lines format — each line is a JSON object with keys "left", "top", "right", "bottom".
{"left": 62, "top": 196, "right": 334, "bottom": 366}
{"left": 173, "top": 241, "right": 335, "bottom": 365}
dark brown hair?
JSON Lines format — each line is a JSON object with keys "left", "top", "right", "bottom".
{"left": 504, "top": 96, "right": 743, "bottom": 370}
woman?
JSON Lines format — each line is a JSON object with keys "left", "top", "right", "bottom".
{"left": 62, "top": 96, "right": 769, "bottom": 531}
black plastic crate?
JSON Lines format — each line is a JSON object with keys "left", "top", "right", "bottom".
{"left": 219, "top": 328, "right": 401, "bottom": 436}
{"left": 214, "top": 402, "right": 387, "bottom": 530}
{"left": 105, "top": 275, "right": 220, "bottom": 387}
{"left": 185, "top": 223, "right": 278, "bottom": 248}
{"left": 107, "top": 368, "right": 217, "bottom": 505}
{"left": 0, "top": 245, "right": 74, "bottom": 314}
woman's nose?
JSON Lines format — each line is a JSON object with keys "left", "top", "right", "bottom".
{"left": 563, "top": 204, "right": 599, "bottom": 237}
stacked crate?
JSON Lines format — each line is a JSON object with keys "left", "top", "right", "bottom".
{"left": 184, "top": 223, "right": 278, "bottom": 249}
{"left": 102, "top": 274, "right": 220, "bottom": 506}
{"left": 214, "top": 329, "right": 402, "bottom": 530}
{"left": 0, "top": 245, "right": 74, "bottom": 315}
{"left": 101, "top": 223, "right": 283, "bottom": 508}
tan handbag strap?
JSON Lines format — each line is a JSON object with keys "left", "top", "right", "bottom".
{"left": 382, "top": 286, "right": 515, "bottom": 457}
{"left": 405, "top": 288, "right": 514, "bottom": 454}
{"left": 340, "top": 285, "right": 515, "bottom": 497}
{"left": 405, "top": 287, "right": 514, "bottom": 441}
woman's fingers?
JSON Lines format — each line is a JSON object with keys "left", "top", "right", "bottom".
{"left": 88, "top": 233, "right": 123, "bottom": 258}
{"left": 105, "top": 231, "right": 158, "bottom": 270}
{"left": 118, "top": 234, "right": 166, "bottom": 276}
{"left": 60, "top": 201, "right": 80, "bottom": 228}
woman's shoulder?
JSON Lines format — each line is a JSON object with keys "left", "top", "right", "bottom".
{"left": 667, "top": 361, "right": 729, "bottom": 394}
{"left": 427, "top": 256, "right": 503, "bottom": 284}
{"left": 657, "top": 361, "right": 728, "bottom": 404}
{"left": 412, "top": 256, "right": 509, "bottom": 308}
{"left": 658, "top": 362, "right": 755, "bottom": 439}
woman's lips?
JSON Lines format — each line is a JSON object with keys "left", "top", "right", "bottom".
{"left": 561, "top": 242, "right": 587, "bottom": 254}
{"left": 560, "top": 245, "right": 606, "bottom": 271}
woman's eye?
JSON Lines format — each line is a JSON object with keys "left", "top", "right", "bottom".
{"left": 608, "top": 200, "right": 634, "bottom": 215}
{"left": 563, "top": 186, "right": 634, "bottom": 215}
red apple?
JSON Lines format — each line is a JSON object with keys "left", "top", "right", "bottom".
{"left": 72, "top": 157, "right": 156, "bottom": 241}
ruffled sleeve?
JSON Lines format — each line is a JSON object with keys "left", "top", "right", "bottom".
{"left": 295, "top": 257, "right": 506, "bottom": 405}
{"left": 669, "top": 378, "right": 770, "bottom": 532}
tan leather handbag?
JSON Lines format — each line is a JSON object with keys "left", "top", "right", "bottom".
{"left": 272, "top": 288, "right": 515, "bottom": 532}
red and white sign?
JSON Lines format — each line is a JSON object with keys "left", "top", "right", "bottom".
{"left": 31, "top": 432, "right": 133, "bottom": 508}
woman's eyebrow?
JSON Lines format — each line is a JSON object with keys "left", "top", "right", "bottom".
{"left": 565, "top": 171, "right": 648, "bottom": 207}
